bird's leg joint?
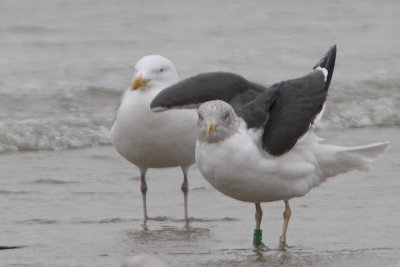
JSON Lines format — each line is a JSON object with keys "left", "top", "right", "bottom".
{"left": 141, "top": 181, "right": 147, "bottom": 194}
{"left": 283, "top": 206, "right": 291, "bottom": 220}
{"left": 181, "top": 181, "right": 188, "bottom": 193}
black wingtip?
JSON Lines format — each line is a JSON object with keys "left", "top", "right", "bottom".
{"left": 313, "top": 44, "right": 337, "bottom": 91}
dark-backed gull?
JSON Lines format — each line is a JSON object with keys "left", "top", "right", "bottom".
{"left": 150, "top": 46, "right": 389, "bottom": 248}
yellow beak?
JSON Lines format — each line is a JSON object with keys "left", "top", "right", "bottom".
{"left": 206, "top": 121, "right": 218, "bottom": 136}
{"left": 131, "top": 75, "right": 148, "bottom": 90}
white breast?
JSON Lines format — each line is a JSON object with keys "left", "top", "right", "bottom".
{"left": 111, "top": 88, "right": 197, "bottom": 169}
{"left": 195, "top": 127, "right": 317, "bottom": 203}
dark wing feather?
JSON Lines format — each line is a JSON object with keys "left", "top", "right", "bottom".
{"left": 150, "top": 72, "right": 265, "bottom": 111}
{"left": 236, "top": 85, "right": 279, "bottom": 129}
{"left": 262, "top": 45, "right": 336, "bottom": 156}
{"left": 151, "top": 45, "right": 337, "bottom": 156}
{"left": 313, "top": 44, "right": 336, "bottom": 91}
{"left": 262, "top": 70, "right": 329, "bottom": 156}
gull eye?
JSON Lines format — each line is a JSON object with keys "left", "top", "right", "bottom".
{"left": 198, "top": 114, "right": 203, "bottom": 121}
{"left": 223, "top": 111, "right": 230, "bottom": 120}
{"left": 159, "top": 68, "right": 164, "bottom": 72}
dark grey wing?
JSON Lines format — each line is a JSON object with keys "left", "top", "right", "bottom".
{"left": 150, "top": 72, "right": 266, "bottom": 111}
{"left": 262, "top": 45, "right": 336, "bottom": 156}
{"left": 262, "top": 70, "right": 327, "bottom": 155}
{"left": 235, "top": 85, "right": 279, "bottom": 129}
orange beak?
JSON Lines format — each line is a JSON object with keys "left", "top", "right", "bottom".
{"left": 131, "top": 75, "right": 149, "bottom": 90}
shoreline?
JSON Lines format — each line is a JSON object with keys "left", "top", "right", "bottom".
{"left": 0, "top": 126, "right": 399, "bottom": 266}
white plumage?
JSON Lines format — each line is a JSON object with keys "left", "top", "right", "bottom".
{"left": 111, "top": 55, "right": 197, "bottom": 223}
{"left": 196, "top": 100, "right": 389, "bottom": 248}
{"left": 196, "top": 104, "right": 388, "bottom": 202}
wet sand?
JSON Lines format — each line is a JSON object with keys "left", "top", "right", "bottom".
{"left": 1, "top": 127, "right": 399, "bottom": 266}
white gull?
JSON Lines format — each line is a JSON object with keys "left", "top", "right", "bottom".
{"left": 111, "top": 55, "right": 197, "bottom": 224}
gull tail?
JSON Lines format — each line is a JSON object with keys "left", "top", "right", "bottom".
{"left": 316, "top": 141, "right": 389, "bottom": 180}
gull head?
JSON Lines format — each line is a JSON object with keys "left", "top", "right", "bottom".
{"left": 197, "top": 100, "right": 239, "bottom": 143}
{"left": 131, "top": 55, "right": 179, "bottom": 90}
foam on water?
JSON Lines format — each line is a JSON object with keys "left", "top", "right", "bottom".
{"left": 320, "top": 79, "right": 400, "bottom": 128}
{"left": 0, "top": 86, "right": 120, "bottom": 153}
{"left": 0, "top": 117, "right": 111, "bottom": 152}
{"left": 0, "top": 79, "right": 399, "bottom": 153}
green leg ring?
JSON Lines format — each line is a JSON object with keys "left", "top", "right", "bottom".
{"left": 253, "top": 228, "right": 262, "bottom": 247}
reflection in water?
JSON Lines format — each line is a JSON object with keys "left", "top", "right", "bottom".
{"left": 145, "top": 216, "right": 239, "bottom": 223}
{"left": 127, "top": 225, "right": 211, "bottom": 244}
{"left": 72, "top": 218, "right": 140, "bottom": 224}
{"left": 204, "top": 247, "right": 400, "bottom": 267}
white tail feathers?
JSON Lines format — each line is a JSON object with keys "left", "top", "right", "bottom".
{"left": 338, "top": 141, "right": 390, "bottom": 161}
{"left": 316, "top": 141, "right": 389, "bottom": 180}
{"left": 337, "top": 141, "right": 389, "bottom": 172}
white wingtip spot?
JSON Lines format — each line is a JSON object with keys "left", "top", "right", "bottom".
{"left": 316, "top": 67, "right": 328, "bottom": 82}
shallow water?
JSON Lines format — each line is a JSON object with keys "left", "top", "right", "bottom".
{"left": 1, "top": 1, "right": 400, "bottom": 266}
{"left": 1, "top": 128, "right": 399, "bottom": 266}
